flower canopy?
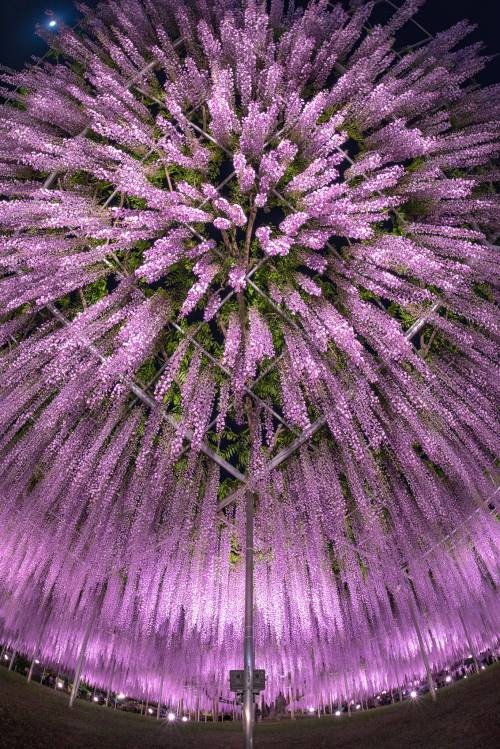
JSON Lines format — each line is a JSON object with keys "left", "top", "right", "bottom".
{"left": 0, "top": 0, "right": 498, "bottom": 713}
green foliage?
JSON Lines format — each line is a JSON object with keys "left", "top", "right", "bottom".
{"left": 386, "top": 301, "right": 418, "bottom": 331}
{"left": 83, "top": 277, "right": 108, "bottom": 305}
{"left": 400, "top": 197, "right": 434, "bottom": 220}
{"left": 473, "top": 281, "right": 494, "bottom": 302}
{"left": 413, "top": 443, "right": 446, "bottom": 479}
{"left": 136, "top": 357, "right": 158, "bottom": 387}
{"left": 252, "top": 366, "right": 281, "bottom": 404}
{"left": 229, "top": 534, "right": 241, "bottom": 565}
{"left": 317, "top": 105, "right": 341, "bottom": 125}
{"left": 344, "top": 120, "right": 365, "bottom": 148}
{"left": 406, "top": 156, "right": 425, "bottom": 173}
{"left": 276, "top": 155, "right": 308, "bottom": 192}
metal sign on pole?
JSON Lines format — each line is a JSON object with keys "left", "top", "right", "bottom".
{"left": 243, "top": 490, "right": 255, "bottom": 749}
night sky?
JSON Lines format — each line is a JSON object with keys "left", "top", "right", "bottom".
{"left": 0, "top": 1, "right": 499, "bottom": 81}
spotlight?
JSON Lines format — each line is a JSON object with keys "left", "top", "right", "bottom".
{"left": 445, "top": 675, "right": 452, "bottom": 683}
{"left": 167, "top": 712, "right": 176, "bottom": 721}
{"left": 410, "top": 690, "right": 418, "bottom": 699}
{"left": 147, "top": 707, "right": 154, "bottom": 714}
{"left": 481, "top": 665, "right": 485, "bottom": 670}
{"left": 48, "top": 20, "right": 57, "bottom": 27}
{"left": 34, "top": 659, "right": 40, "bottom": 664}
{"left": 93, "top": 696, "right": 99, "bottom": 702}
{"left": 308, "top": 706, "right": 315, "bottom": 713}
{"left": 464, "top": 675, "right": 468, "bottom": 679}
{"left": 335, "top": 710, "right": 341, "bottom": 716}
{"left": 181, "top": 715, "right": 189, "bottom": 722}
{"left": 3, "top": 655, "right": 8, "bottom": 660}
{"left": 57, "top": 680, "right": 64, "bottom": 689}
{"left": 355, "top": 704, "right": 361, "bottom": 710}
{"left": 117, "top": 692, "right": 126, "bottom": 700}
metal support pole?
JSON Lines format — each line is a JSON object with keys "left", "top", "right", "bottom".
{"left": 27, "top": 658, "right": 35, "bottom": 683}
{"left": 459, "top": 612, "right": 480, "bottom": 673}
{"left": 8, "top": 651, "right": 16, "bottom": 671}
{"left": 243, "top": 490, "right": 255, "bottom": 749}
{"left": 408, "top": 598, "right": 436, "bottom": 702}
{"left": 69, "top": 623, "right": 92, "bottom": 708}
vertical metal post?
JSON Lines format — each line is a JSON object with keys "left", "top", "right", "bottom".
{"left": 408, "top": 597, "right": 436, "bottom": 702}
{"left": 458, "top": 611, "right": 480, "bottom": 673}
{"left": 8, "top": 651, "right": 16, "bottom": 671}
{"left": 69, "top": 622, "right": 92, "bottom": 708}
{"left": 243, "top": 490, "right": 255, "bottom": 749}
{"left": 27, "top": 658, "right": 36, "bottom": 683}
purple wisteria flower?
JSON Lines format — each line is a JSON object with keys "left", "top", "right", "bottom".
{"left": 0, "top": 0, "right": 498, "bottom": 714}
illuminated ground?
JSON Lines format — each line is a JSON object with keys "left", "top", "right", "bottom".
{"left": 0, "top": 664, "right": 499, "bottom": 748}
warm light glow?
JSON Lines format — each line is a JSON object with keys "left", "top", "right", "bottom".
{"left": 481, "top": 665, "right": 485, "bottom": 670}
{"left": 181, "top": 715, "right": 189, "bottom": 722}
{"left": 355, "top": 704, "right": 361, "bottom": 710}
{"left": 93, "top": 696, "right": 99, "bottom": 702}
{"left": 3, "top": 655, "right": 8, "bottom": 660}
{"left": 34, "top": 659, "right": 40, "bottom": 664}
{"left": 335, "top": 710, "right": 341, "bottom": 716}
{"left": 167, "top": 712, "right": 176, "bottom": 721}
{"left": 410, "top": 690, "right": 418, "bottom": 699}
{"left": 445, "top": 675, "right": 452, "bottom": 683}
{"left": 57, "top": 680, "right": 64, "bottom": 689}
{"left": 147, "top": 707, "right": 154, "bottom": 714}
{"left": 117, "top": 692, "right": 126, "bottom": 699}
{"left": 308, "top": 706, "right": 315, "bottom": 713}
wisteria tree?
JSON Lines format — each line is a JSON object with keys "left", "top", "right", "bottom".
{"left": 0, "top": 0, "right": 498, "bottom": 738}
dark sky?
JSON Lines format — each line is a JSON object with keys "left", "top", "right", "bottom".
{"left": 0, "top": 0, "right": 499, "bottom": 84}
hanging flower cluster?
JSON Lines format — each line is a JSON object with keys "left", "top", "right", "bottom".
{"left": 0, "top": 0, "right": 498, "bottom": 712}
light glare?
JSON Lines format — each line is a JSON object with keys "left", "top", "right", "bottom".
{"left": 167, "top": 712, "right": 176, "bottom": 721}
